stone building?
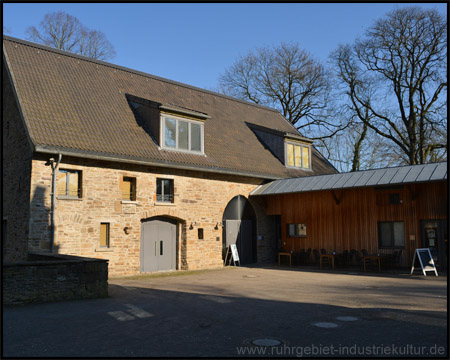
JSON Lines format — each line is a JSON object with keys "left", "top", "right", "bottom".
{"left": 3, "top": 36, "right": 336, "bottom": 276}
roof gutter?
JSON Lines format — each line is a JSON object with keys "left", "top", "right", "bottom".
{"left": 34, "top": 146, "right": 285, "bottom": 181}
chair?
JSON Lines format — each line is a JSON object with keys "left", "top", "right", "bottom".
{"left": 299, "top": 248, "right": 311, "bottom": 265}
{"left": 294, "top": 249, "right": 306, "bottom": 265}
{"left": 336, "top": 250, "right": 349, "bottom": 268}
{"left": 278, "top": 249, "right": 292, "bottom": 266}
{"left": 304, "top": 248, "right": 312, "bottom": 264}
{"left": 391, "top": 250, "right": 402, "bottom": 269}
{"left": 361, "top": 249, "right": 378, "bottom": 271}
{"left": 350, "top": 249, "right": 363, "bottom": 269}
{"left": 344, "top": 250, "right": 351, "bottom": 266}
{"left": 313, "top": 249, "right": 321, "bottom": 265}
{"left": 349, "top": 249, "right": 357, "bottom": 265}
{"left": 318, "top": 249, "right": 332, "bottom": 269}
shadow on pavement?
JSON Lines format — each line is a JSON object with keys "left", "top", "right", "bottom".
{"left": 3, "top": 281, "right": 447, "bottom": 358}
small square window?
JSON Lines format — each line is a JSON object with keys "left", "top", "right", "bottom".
{"left": 57, "top": 169, "right": 82, "bottom": 198}
{"left": 156, "top": 178, "right": 174, "bottom": 203}
{"left": 378, "top": 221, "right": 405, "bottom": 248}
{"left": 389, "top": 193, "right": 401, "bottom": 205}
{"left": 122, "top": 177, "right": 136, "bottom": 201}
{"left": 100, "top": 223, "right": 110, "bottom": 248}
{"left": 287, "top": 223, "right": 307, "bottom": 237}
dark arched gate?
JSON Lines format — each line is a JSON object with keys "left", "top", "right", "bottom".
{"left": 222, "top": 195, "right": 256, "bottom": 265}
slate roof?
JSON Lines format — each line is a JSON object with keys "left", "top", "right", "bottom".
{"left": 250, "top": 162, "right": 448, "bottom": 196}
{"left": 3, "top": 36, "right": 337, "bottom": 180}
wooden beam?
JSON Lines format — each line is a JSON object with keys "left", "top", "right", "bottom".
{"left": 331, "top": 190, "right": 342, "bottom": 205}
{"left": 408, "top": 184, "right": 417, "bottom": 201}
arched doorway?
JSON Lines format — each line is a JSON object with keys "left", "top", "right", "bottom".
{"left": 222, "top": 195, "right": 256, "bottom": 265}
{"left": 140, "top": 216, "right": 177, "bottom": 272}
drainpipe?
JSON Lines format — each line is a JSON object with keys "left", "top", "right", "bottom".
{"left": 46, "top": 154, "right": 62, "bottom": 253}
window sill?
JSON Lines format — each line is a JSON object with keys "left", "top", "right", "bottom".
{"left": 57, "top": 196, "right": 82, "bottom": 201}
{"left": 285, "top": 166, "right": 313, "bottom": 171}
{"left": 155, "top": 202, "right": 176, "bottom": 206}
{"left": 95, "top": 248, "right": 114, "bottom": 252}
{"left": 160, "top": 147, "right": 205, "bottom": 156}
{"left": 121, "top": 200, "right": 138, "bottom": 204}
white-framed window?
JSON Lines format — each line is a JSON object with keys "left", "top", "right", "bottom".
{"left": 285, "top": 142, "right": 311, "bottom": 169}
{"left": 160, "top": 114, "right": 204, "bottom": 154}
{"left": 156, "top": 178, "right": 174, "bottom": 203}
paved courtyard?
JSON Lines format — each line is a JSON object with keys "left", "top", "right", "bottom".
{"left": 2, "top": 266, "right": 447, "bottom": 357}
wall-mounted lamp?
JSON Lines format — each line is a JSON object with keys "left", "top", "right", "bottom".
{"left": 214, "top": 222, "right": 223, "bottom": 230}
{"left": 189, "top": 222, "right": 197, "bottom": 230}
{"left": 124, "top": 226, "right": 132, "bottom": 234}
{"left": 45, "top": 158, "right": 55, "bottom": 166}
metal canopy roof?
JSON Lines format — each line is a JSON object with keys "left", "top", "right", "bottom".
{"left": 250, "top": 162, "right": 448, "bottom": 196}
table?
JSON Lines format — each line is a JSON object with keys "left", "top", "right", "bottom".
{"left": 278, "top": 252, "right": 292, "bottom": 266}
{"left": 363, "top": 255, "right": 390, "bottom": 272}
{"left": 320, "top": 254, "right": 335, "bottom": 269}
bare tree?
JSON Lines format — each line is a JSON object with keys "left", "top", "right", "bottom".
{"left": 3, "top": 25, "right": 12, "bottom": 34}
{"left": 26, "top": 11, "right": 115, "bottom": 60}
{"left": 332, "top": 7, "right": 447, "bottom": 166}
{"left": 218, "top": 42, "right": 343, "bottom": 140}
{"left": 329, "top": 44, "right": 377, "bottom": 171}
{"left": 78, "top": 29, "right": 115, "bottom": 60}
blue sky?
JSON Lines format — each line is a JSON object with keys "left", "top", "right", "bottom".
{"left": 3, "top": 2, "right": 447, "bottom": 91}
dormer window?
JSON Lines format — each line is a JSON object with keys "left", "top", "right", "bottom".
{"left": 126, "top": 95, "right": 208, "bottom": 155}
{"left": 161, "top": 114, "right": 204, "bottom": 154}
{"left": 285, "top": 141, "right": 311, "bottom": 169}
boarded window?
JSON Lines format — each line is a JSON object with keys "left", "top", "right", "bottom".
{"left": 57, "top": 169, "right": 81, "bottom": 198}
{"left": 378, "top": 221, "right": 405, "bottom": 248}
{"left": 100, "top": 223, "right": 110, "bottom": 248}
{"left": 122, "top": 177, "right": 136, "bottom": 201}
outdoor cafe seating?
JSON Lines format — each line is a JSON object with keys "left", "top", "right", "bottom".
{"left": 278, "top": 247, "right": 401, "bottom": 273}
{"left": 361, "top": 249, "right": 394, "bottom": 272}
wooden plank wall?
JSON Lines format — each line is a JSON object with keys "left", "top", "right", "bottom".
{"left": 265, "top": 181, "right": 447, "bottom": 266}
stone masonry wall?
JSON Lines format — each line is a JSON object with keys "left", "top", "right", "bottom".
{"left": 29, "top": 155, "right": 274, "bottom": 276}
{"left": 2, "top": 63, "right": 33, "bottom": 262}
{"left": 3, "top": 253, "right": 108, "bottom": 306}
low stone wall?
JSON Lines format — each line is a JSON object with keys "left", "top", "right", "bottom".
{"left": 3, "top": 253, "right": 108, "bottom": 306}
